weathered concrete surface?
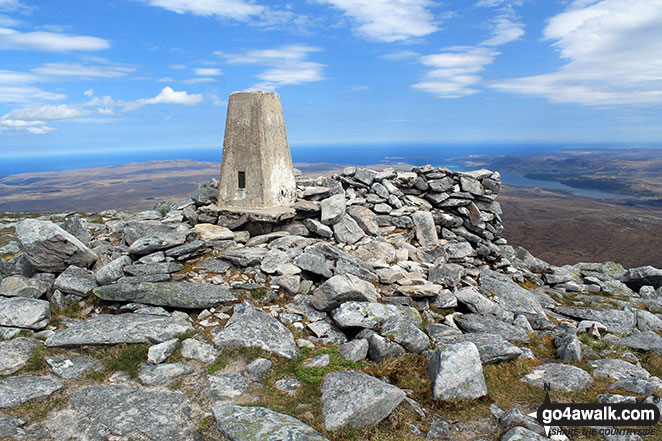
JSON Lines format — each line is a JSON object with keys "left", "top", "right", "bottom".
{"left": 218, "top": 91, "right": 296, "bottom": 208}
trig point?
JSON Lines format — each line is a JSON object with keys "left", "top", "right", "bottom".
{"left": 218, "top": 91, "right": 296, "bottom": 208}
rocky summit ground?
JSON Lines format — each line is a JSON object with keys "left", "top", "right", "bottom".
{"left": 1, "top": 165, "right": 662, "bottom": 441}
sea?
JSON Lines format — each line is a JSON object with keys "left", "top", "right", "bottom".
{"left": 0, "top": 142, "right": 637, "bottom": 200}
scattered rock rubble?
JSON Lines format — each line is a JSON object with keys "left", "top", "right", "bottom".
{"left": 1, "top": 164, "right": 662, "bottom": 440}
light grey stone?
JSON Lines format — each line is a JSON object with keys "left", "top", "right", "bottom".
{"left": 307, "top": 320, "right": 347, "bottom": 344}
{"left": 66, "top": 385, "right": 191, "bottom": 440}
{"left": 0, "top": 297, "right": 50, "bottom": 330}
{"left": 331, "top": 300, "right": 421, "bottom": 329}
{"left": 0, "top": 327, "right": 21, "bottom": 340}
{"left": 213, "top": 404, "right": 329, "bottom": 441}
{"left": 321, "top": 370, "right": 405, "bottom": 431}
{"left": 0, "top": 375, "right": 63, "bottom": 408}
{"left": 0, "top": 337, "right": 41, "bottom": 375}
{"left": 123, "top": 262, "right": 184, "bottom": 276}
{"left": 590, "top": 358, "right": 650, "bottom": 380}
{"left": 45, "top": 355, "right": 100, "bottom": 379}
{"left": 45, "top": 313, "right": 193, "bottom": 347}
{"left": 276, "top": 377, "right": 301, "bottom": 392}
{"left": 303, "top": 218, "right": 333, "bottom": 238}
{"left": 219, "top": 248, "right": 270, "bottom": 267}
{"left": 620, "top": 265, "right": 662, "bottom": 291}
{"left": 303, "top": 354, "right": 330, "bottom": 367}
{"left": 245, "top": 358, "right": 273, "bottom": 381}
{"left": 608, "top": 378, "right": 660, "bottom": 396}
{"left": 333, "top": 215, "right": 365, "bottom": 245}
{"left": 96, "top": 255, "right": 132, "bottom": 285}
{"left": 139, "top": 362, "right": 192, "bottom": 385}
{"left": 498, "top": 409, "right": 546, "bottom": 436}
{"left": 0, "top": 275, "right": 41, "bottom": 298}
{"left": 15, "top": 219, "right": 98, "bottom": 272}
{"left": 312, "top": 274, "right": 377, "bottom": 311}
{"left": 205, "top": 373, "right": 250, "bottom": 400}
{"left": 212, "top": 302, "right": 299, "bottom": 359}
{"left": 181, "top": 338, "right": 218, "bottom": 363}
{"left": 54, "top": 265, "right": 98, "bottom": 297}
{"left": 347, "top": 206, "right": 380, "bottom": 236}
{"left": 359, "top": 329, "right": 405, "bottom": 362}
{"left": 286, "top": 295, "right": 327, "bottom": 322}
{"left": 522, "top": 363, "right": 593, "bottom": 391}
{"left": 500, "top": 426, "right": 549, "bottom": 441}
{"left": 320, "top": 194, "right": 346, "bottom": 226}
{"left": 147, "top": 338, "right": 179, "bottom": 364}
{"left": 479, "top": 269, "right": 547, "bottom": 319}
{"left": 127, "top": 230, "right": 187, "bottom": 255}
{"left": 411, "top": 211, "right": 439, "bottom": 246}
{"left": 94, "top": 281, "right": 235, "bottom": 309}
{"left": 427, "top": 342, "right": 487, "bottom": 401}
{"left": 455, "top": 313, "right": 529, "bottom": 344}
{"left": 454, "top": 286, "right": 512, "bottom": 320}
{"left": 433, "top": 333, "right": 522, "bottom": 364}
{"left": 636, "top": 310, "right": 662, "bottom": 333}
{"left": 555, "top": 332, "right": 582, "bottom": 362}
{"left": 619, "top": 330, "right": 662, "bottom": 354}
{"left": 379, "top": 316, "right": 429, "bottom": 353}
{"left": 0, "top": 415, "right": 49, "bottom": 440}
{"left": 339, "top": 339, "right": 369, "bottom": 362}
{"left": 555, "top": 307, "right": 635, "bottom": 335}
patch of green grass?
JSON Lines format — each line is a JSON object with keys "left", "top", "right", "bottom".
{"left": 21, "top": 345, "right": 47, "bottom": 374}
{"left": 82, "top": 343, "right": 149, "bottom": 379}
{"left": 176, "top": 330, "right": 196, "bottom": 342}
{"left": 197, "top": 415, "right": 215, "bottom": 434}
{"left": 294, "top": 346, "right": 366, "bottom": 386}
{"left": 7, "top": 395, "right": 68, "bottom": 422}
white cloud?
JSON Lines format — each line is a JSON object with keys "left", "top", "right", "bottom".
{"left": 0, "top": 0, "right": 29, "bottom": 12}
{"left": 223, "top": 44, "right": 325, "bottom": 89}
{"left": 317, "top": 0, "right": 438, "bottom": 42}
{"left": 83, "top": 89, "right": 94, "bottom": 97}
{"left": 0, "top": 27, "right": 109, "bottom": 51}
{"left": 182, "top": 77, "right": 218, "bottom": 84}
{"left": 481, "top": 15, "right": 524, "bottom": 46}
{"left": 194, "top": 67, "right": 222, "bottom": 76}
{"left": 132, "top": 86, "right": 203, "bottom": 108}
{"left": 144, "top": 0, "right": 264, "bottom": 21}
{"left": 32, "top": 62, "right": 134, "bottom": 78}
{"left": 491, "top": 0, "right": 662, "bottom": 105}
{"left": 380, "top": 50, "right": 420, "bottom": 61}
{"left": 0, "top": 103, "right": 83, "bottom": 134}
{"left": 412, "top": 47, "right": 497, "bottom": 97}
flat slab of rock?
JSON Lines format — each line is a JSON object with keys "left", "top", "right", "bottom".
{"left": 433, "top": 333, "right": 522, "bottom": 364}
{"left": 455, "top": 313, "right": 529, "bottom": 344}
{"left": 590, "top": 358, "right": 650, "bottom": 380}
{"left": 139, "top": 362, "right": 193, "bottom": 385}
{"left": 522, "top": 363, "right": 593, "bottom": 391}
{"left": 0, "top": 297, "right": 51, "bottom": 330}
{"left": 0, "top": 415, "right": 49, "bottom": 440}
{"left": 0, "top": 337, "right": 41, "bottom": 375}
{"left": 181, "top": 338, "right": 218, "bottom": 363}
{"left": 618, "top": 331, "right": 662, "bottom": 354}
{"left": 94, "top": 282, "right": 235, "bottom": 308}
{"left": 411, "top": 211, "right": 438, "bottom": 246}
{"left": 212, "top": 302, "right": 298, "bottom": 359}
{"left": 45, "top": 313, "right": 193, "bottom": 347}
{"left": 331, "top": 301, "right": 421, "bottom": 329}
{"left": 479, "top": 269, "right": 547, "bottom": 319}
{"left": 62, "top": 385, "right": 191, "bottom": 440}
{"left": 427, "top": 342, "right": 487, "bottom": 401}
{"left": 555, "top": 307, "right": 635, "bottom": 335}
{"left": 15, "top": 219, "right": 98, "bottom": 272}
{"left": 0, "top": 375, "right": 64, "bottom": 408}
{"left": 213, "top": 404, "right": 329, "bottom": 441}
{"left": 321, "top": 370, "right": 405, "bottom": 431}
{"left": 501, "top": 426, "right": 550, "bottom": 441}
{"left": 46, "top": 355, "right": 101, "bottom": 379}
{"left": 54, "top": 265, "right": 98, "bottom": 297}
{"left": 205, "top": 373, "right": 250, "bottom": 401}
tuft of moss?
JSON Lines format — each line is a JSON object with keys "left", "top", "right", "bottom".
{"left": 7, "top": 395, "right": 68, "bottom": 422}
{"left": 83, "top": 343, "right": 149, "bottom": 379}
{"left": 21, "top": 345, "right": 48, "bottom": 374}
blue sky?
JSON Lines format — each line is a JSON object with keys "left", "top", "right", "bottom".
{"left": 0, "top": 0, "right": 661, "bottom": 156}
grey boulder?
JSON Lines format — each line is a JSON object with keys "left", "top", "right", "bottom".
{"left": 205, "top": 373, "right": 250, "bottom": 401}
{"left": 321, "top": 370, "right": 405, "bottom": 431}
{"left": 15, "top": 219, "right": 98, "bottom": 272}
{"left": 212, "top": 302, "right": 299, "bottom": 359}
{"left": 94, "top": 281, "right": 236, "bottom": 309}
{"left": 0, "top": 375, "right": 63, "bottom": 408}
{"left": 0, "top": 337, "right": 42, "bottom": 375}
{"left": 427, "top": 342, "right": 487, "bottom": 401}
{"left": 432, "top": 333, "right": 522, "bottom": 364}
{"left": 213, "top": 404, "right": 329, "bottom": 441}
{"left": 45, "top": 355, "right": 101, "bottom": 379}
{"left": 0, "top": 297, "right": 50, "bottom": 330}
{"left": 312, "top": 274, "right": 378, "bottom": 311}
{"left": 379, "top": 316, "right": 429, "bottom": 353}
{"left": 522, "top": 363, "right": 593, "bottom": 391}
{"left": 411, "top": 211, "right": 439, "bottom": 247}
{"left": 45, "top": 313, "right": 193, "bottom": 347}
{"left": 331, "top": 301, "right": 421, "bottom": 330}
{"left": 139, "top": 362, "right": 193, "bottom": 385}
{"left": 54, "top": 265, "right": 98, "bottom": 297}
